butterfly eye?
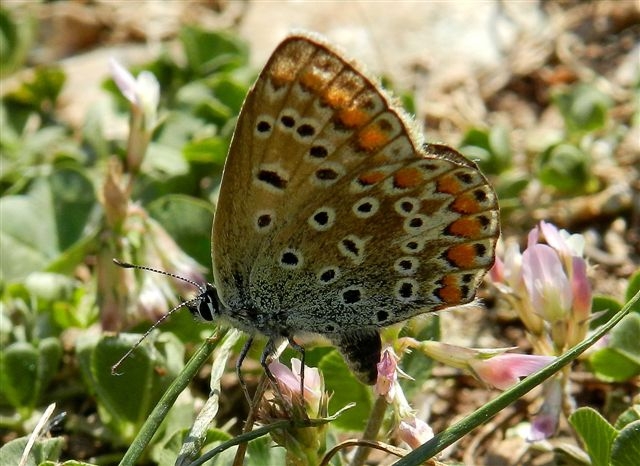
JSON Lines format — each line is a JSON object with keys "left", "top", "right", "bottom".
{"left": 188, "top": 285, "right": 221, "bottom": 322}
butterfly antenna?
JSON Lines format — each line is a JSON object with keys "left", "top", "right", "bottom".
{"left": 110, "top": 258, "right": 206, "bottom": 375}
{"left": 113, "top": 258, "right": 206, "bottom": 293}
{"left": 110, "top": 295, "right": 203, "bottom": 375}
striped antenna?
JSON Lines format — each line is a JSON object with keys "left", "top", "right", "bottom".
{"left": 110, "top": 258, "right": 206, "bottom": 375}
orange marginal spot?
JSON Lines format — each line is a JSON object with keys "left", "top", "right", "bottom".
{"left": 448, "top": 217, "right": 482, "bottom": 238}
{"left": 438, "top": 275, "right": 462, "bottom": 304}
{"left": 358, "top": 170, "right": 386, "bottom": 186}
{"left": 357, "top": 125, "right": 389, "bottom": 152}
{"left": 324, "top": 87, "right": 352, "bottom": 109}
{"left": 393, "top": 167, "right": 423, "bottom": 189}
{"left": 451, "top": 193, "right": 482, "bottom": 214}
{"left": 270, "top": 66, "right": 295, "bottom": 88}
{"left": 436, "top": 173, "right": 463, "bottom": 194}
{"left": 446, "top": 243, "right": 477, "bottom": 268}
{"left": 337, "top": 107, "right": 370, "bottom": 128}
{"left": 300, "top": 71, "right": 325, "bottom": 93}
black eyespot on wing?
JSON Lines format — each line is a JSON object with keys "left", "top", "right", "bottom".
{"left": 257, "top": 214, "right": 272, "bottom": 228}
{"left": 399, "top": 281, "right": 414, "bottom": 298}
{"left": 310, "top": 145, "right": 328, "bottom": 158}
{"left": 280, "top": 115, "right": 295, "bottom": 127}
{"left": 376, "top": 310, "right": 388, "bottom": 322}
{"left": 400, "top": 201, "right": 413, "bottom": 213}
{"left": 398, "top": 260, "right": 412, "bottom": 270}
{"left": 320, "top": 268, "right": 336, "bottom": 283}
{"left": 256, "top": 120, "right": 271, "bottom": 133}
{"left": 297, "top": 124, "right": 315, "bottom": 137}
{"left": 343, "top": 288, "right": 361, "bottom": 304}
{"left": 316, "top": 168, "right": 339, "bottom": 180}
{"left": 313, "top": 211, "right": 329, "bottom": 225}
{"left": 357, "top": 202, "right": 373, "bottom": 213}
{"left": 257, "top": 170, "right": 287, "bottom": 189}
{"left": 342, "top": 238, "right": 359, "bottom": 255}
{"left": 474, "top": 189, "right": 488, "bottom": 202}
{"left": 456, "top": 172, "right": 473, "bottom": 184}
{"left": 409, "top": 217, "right": 424, "bottom": 228}
{"left": 281, "top": 252, "right": 299, "bottom": 266}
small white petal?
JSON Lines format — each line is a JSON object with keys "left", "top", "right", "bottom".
{"left": 109, "top": 58, "right": 138, "bottom": 104}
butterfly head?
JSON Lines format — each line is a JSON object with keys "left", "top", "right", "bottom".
{"left": 187, "top": 283, "right": 222, "bottom": 322}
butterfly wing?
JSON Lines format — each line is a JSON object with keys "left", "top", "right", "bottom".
{"left": 212, "top": 34, "right": 499, "bottom": 383}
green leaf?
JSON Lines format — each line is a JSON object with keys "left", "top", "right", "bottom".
{"left": 590, "top": 312, "right": 640, "bottom": 381}
{"left": 625, "top": 270, "right": 640, "bottom": 313}
{"left": 589, "top": 347, "right": 640, "bottom": 382}
{"left": 0, "top": 337, "right": 61, "bottom": 412}
{"left": 494, "top": 171, "right": 529, "bottom": 202}
{"left": 0, "top": 436, "right": 63, "bottom": 466}
{"left": 398, "top": 315, "right": 439, "bottom": 398}
{"left": 147, "top": 194, "right": 214, "bottom": 266}
{"left": 208, "top": 74, "right": 249, "bottom": 116}
{"left": 142, "top": 142, "right": 190, "bottom": 177}
{"left": 0, "top": 168, "right": 97, "bottom": 283}
{"left": 37, "top": 336, "right": 63, "bottom": 399}
{"left": 179, "top": 27, "right": 248, "bottom": 76}
{"left": 591, "top": 294, "right": 623, "bottom": 328}
{"left": 614, "top": 404, "right": 640, "bottom": 430}
{"left": 552, "top": 83, "right": 611, "bottom": 134}
{"left": 319, "top": 350, "right": 373, "bottom": 431}
{"left": 0, "top": 341, "right": 39, "bottom": 410}
{"left": 459, "top": 126, "right": 512, "bottom": 174}
{"left": 569, "top": 407, "right": 617, "bottom": 466}
{"left": 183, "top": 137, "right": 228, "bottom": 165}
{"left": 76, "top": 332, "right": 185, "bottom": 442}
{"left": 0, "top": 7, "right": 37, "bottom": 77}
{"left": 537, "top": 143, "right": 591, "bottom": 193}
{"left": 611, "top": 420, "right": 640, "bottom": 466}
{"left": 5, "top": 65, "right": 66, "bottom": 112}
{"left": 245, "top": 436, "right": 286, "bottom": 466}
{"left": 608, "top": 313, "right": 640, "bottom": 365}
{"left": 47, "top": 168, "right": 98, "bottom": 250}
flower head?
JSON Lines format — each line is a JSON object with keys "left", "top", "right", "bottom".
{"left": 420, "top": 341, "right": 555, "bottom": 390}
{"left": 261, "top": 359, "right": 329, "bottom": 464}
{"left": 109, "top": 58, "right": 160, "bottom": 173}
{"left": 398, "top": 416, "right": 434, "bottom": 449}
{"left": 528, "top": 378, "right": 563, "bottom": 441}
{"left": 110, "top": 58, "right": 159, "bottom": 129}
{"left": 267, "top": 358, "right": 326, "bottom": 419}
{"left": 469, "top": 353, "right": 555, "bottom": 390}
{"left": 490, "top": 222, "right": 593, "bottom": 352}
{"left": 374, "top": 348, "right": 398, "bottom": 402}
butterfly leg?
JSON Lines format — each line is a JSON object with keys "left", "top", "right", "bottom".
{"left": 287, "top": 337, "right": 306, "bottom": 399}
{"left": 237, "top": 336, "right": 254, "bottom": 405}
{"left": 259, "top": 336, "right": 284, "bottom": 382}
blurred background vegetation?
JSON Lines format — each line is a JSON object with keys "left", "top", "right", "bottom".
{"left": 0, "top": 1, "right": 638, "bottom": 465}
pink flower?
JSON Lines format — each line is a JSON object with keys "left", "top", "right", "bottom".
{"left": 539, "top": 221, "right": 584, "bottom": 262}
{"left": 374, "top": 348, "right": 398, "bottom": 401}
{"left": 470, "top": 353, "right": 555, "bottom": 390}
{"left": 528, "top": 378, "right": 563, "bottom": 441}
{"left": 268, "top": 358, "right": 323, "bottom": 417}
{"left": 420, "top": 341, "right": 554, "bottom": 390}
{"left": 568, "top": 257, "right": 592, "bottom": 344}
{"left": 521, "top": 243, "right": 573, "bottom": 322}
{"left": 398, "top": 416, "right": 434, "bottom": 449}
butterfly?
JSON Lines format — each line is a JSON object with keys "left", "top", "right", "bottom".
{"left": 189, "top": 32, "right": 499, "bottom": 385}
